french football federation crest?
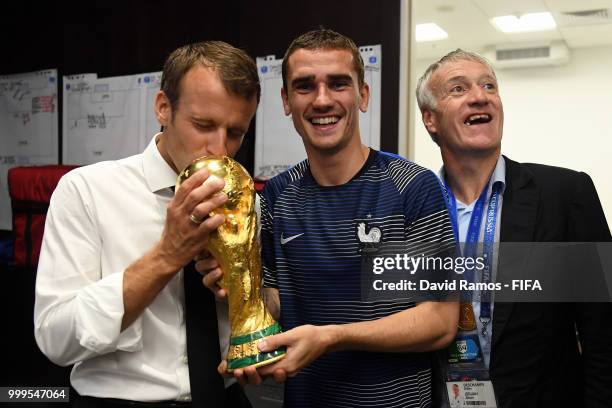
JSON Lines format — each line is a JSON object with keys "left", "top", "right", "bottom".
{"left": 357, "top": 222, "right": 381, "bottom": 243}
{"left": 357, "top": 222, "right": 382, "bottom": 254}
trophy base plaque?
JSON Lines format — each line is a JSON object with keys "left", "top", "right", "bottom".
{"left": 227, "top": 322, "right": 286, "bottom": 370}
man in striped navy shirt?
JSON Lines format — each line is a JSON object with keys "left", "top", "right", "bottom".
{"left": 209, "top": 30, "right": 459, "bottom": 407}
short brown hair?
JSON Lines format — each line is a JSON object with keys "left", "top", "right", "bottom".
{"left": 161, "top": 41, "right": 260, "bottom": 113}
{"left": 282, "top": 29, "right": 365, "bottom": 91}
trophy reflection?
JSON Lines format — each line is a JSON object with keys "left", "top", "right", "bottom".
{"left": 176, "top": 156, "right": 285, "bottom": 370}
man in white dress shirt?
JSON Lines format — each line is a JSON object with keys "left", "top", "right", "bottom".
{"left": 34, "top": 41, "right": 259, "bottom": 408}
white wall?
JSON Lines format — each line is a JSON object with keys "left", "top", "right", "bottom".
{"left": 412, "top": 45, "right": 612, "bottom": 229}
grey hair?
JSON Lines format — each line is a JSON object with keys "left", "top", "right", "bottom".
{"left": 415, "top": 49, "right": 496, "bottom": 112}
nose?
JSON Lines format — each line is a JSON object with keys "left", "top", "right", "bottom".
{"left": 206, "top": 129, "right": 228, "bottom": 156}
{"left": 313, "top": 83, "right": 333, "bottom": 109}
{"left": 467, "top": 84, "right": 488, "bottom": 106}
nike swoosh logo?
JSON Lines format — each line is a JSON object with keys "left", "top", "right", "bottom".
{"left": 280, "top": 233, "right": 304, "bottom": 245}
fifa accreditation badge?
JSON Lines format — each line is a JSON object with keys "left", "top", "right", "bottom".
{"left": 447, "top": 334, "right": 483, "bottom": 364}
{"left": 446, "top": 381, "right": 498, "bottom": 408}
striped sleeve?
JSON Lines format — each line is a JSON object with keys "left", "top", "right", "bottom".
{"left": 260, "top": 188, "right": 277, "bottom": 289}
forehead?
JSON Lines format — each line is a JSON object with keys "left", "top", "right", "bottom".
{"left": 177, "top": 65, "right": 256, "bottom": 119}
{"left": 286, "top": 48, "right": 356, "bottom": 80}
{"left": 179, "top": 64, "right": 223, "bottom": 97}
{"left": 179, "top": 64, "right": 222, "bottom": 103}
{"left": 431, "top": 59, "right": 495, "bottom": 85}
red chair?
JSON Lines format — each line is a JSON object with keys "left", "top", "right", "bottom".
{"left": 8, "top": 165, "right": 78, "bottom": 268}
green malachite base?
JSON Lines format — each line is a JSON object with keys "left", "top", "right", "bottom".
{"left": 227, "top": 348, "right": 287, "bottom": 370}
{"left": 229, "top": 322, "right": 283, "bottom": 346}
{"left": 227, "top": 322, "right": 286, "bottom": 370}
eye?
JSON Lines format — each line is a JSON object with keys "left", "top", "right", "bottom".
{"left": 483, "top": 83, "right": 497, "bottom": 92}
{"left": 293, "top": 82, "right": 314, "bottom": 93}
{"left": 195, "top": 122, "right": 214, "bottom": 131}
{"left": 329, "top": 80, "right": 350, "bottom": 90}
{"left": 450, "top": 85, "right": 465, "bottom": 94}
{"left": 228, "top": 129, "right": 244, "bottom": 140}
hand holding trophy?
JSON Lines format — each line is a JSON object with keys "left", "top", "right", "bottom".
{"left": 177, "top": 156, "right": 285, "bottom": 370}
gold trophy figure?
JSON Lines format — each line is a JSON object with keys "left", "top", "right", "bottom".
{"left": 176, "top": 156, "right": 285, "bottom": 370}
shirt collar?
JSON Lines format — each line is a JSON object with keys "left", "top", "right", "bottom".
{"left": 489, "top": 154, "right": 506, "bottom": 194}
{"left": 438, "top": 154, "right": 507, "bottom": 205}
{"left": 142, "top": 133, "right": 178, "bottom": 193}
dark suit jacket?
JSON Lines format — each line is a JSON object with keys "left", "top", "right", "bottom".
{"left": 490, "top": 156, "right": 612, "bottom": 407}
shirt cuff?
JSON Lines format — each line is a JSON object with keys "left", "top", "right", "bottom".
{"left": 75, "top": 271, "right": 143, "bottom": 354}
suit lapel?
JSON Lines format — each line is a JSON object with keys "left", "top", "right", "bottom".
{"left": 499, "top": 157, "right": 538, "bottom": 243}
{"left": 492, "top": 156, "right": 540, "bottom": 347}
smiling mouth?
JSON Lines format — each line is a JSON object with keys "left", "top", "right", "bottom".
{"left": 310, "top": 116, "right": 340, "bottom": 126}
{"left": 464, "top": 114, "right": 492, "bottom": 126}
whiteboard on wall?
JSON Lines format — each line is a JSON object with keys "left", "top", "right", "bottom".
{"left": 254, "top": 45, "right": 382, "bottom": 179}
{"left": 62, "top": 71, "right": 161, "bottom": 165}
{"left": 0, "top": 69, "right": 58, "bottom": 158}
{"left": 0, "top": 69, "right": 59, "bottom": 230}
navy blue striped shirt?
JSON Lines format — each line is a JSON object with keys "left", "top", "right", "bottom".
{"left": 261, "top": 150, "right": 454, "bottom": 408}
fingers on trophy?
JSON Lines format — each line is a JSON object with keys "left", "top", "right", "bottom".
{"left": 176, "top": 156, "right": 286, "bottom": 371}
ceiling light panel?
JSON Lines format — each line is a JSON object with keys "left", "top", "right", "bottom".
{"left": 416, "top": 23, "right": 449, "bottom": 42}
{"left": 491, "top": 12, "right": 557, "bottom": 33}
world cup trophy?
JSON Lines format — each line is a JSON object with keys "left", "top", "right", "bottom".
{"left": 176, "top": 156, "right": 285, "bottom": 370}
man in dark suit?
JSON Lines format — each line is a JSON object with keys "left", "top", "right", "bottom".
{"left": 416, "top": 49, "right": 612, "bottom": 407}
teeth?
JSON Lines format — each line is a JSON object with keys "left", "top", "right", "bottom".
{"left": 311, "top": 116, "right": 339, "bottom": 125}
{"left": 469, "top": 114, "right": 489, "bottom": 121}
{"left": 465, "top": 114, "right": 491, "bottom": 125}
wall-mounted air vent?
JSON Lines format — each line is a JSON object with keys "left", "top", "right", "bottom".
{"left": 496, "top": 47, "right": 550, "bottom": 61}
{"left": 484, "top": 41, "right": 570, "bottom": 69}
{"left": 556, "top": 9, "right": 611, "bottom": 27}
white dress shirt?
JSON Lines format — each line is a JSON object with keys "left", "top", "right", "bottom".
{"left": 34, "top": 135, "right": 232, "bottom": 401}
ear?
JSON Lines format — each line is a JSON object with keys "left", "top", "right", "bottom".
{"left": 358, "top": 83, "right": 370, "bottom": 113}
{"left": 281, "top": 87, "right": 291, "bottom": 116}
{"left": 422, "top": 109, "right": 438, "bottom": 134}
{"left": 155, "top": 90, "right": 172, "bottom": 126}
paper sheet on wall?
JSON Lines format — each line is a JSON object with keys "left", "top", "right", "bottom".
{"left": 62, "top": 71, "right": 161, "bottom": 165}
{"left": 139, "top": 72, "right": 163, "bottom": 150}
{"left": 0, "top": 69, "right": 59, "bottom": 230}
{"left": 254, "top": 45, "right": 381, "bottom": 179}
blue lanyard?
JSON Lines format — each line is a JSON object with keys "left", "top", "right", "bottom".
{"left": 444, "top": 179, "right": 502, "bottom": 336}
{"left": 479, "top": 182, "right": 502, "bottom": 334}
{"left": 444, "top": 182, "right": 489, "bottom": 255}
